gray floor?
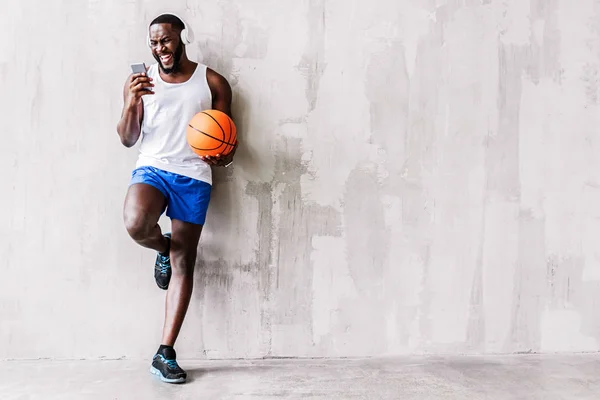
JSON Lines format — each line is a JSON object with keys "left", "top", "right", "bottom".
{"left": 1, "top": 355, "right": 599, "bottom": 399}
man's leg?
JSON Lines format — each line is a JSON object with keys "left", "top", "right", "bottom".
{"left": 150, "top": 218, "right": 202, "bottom": 384}
{"left": 161, "top": 219, "right": 202, "bottom": 346}
{"left": 123, "top": 183, "right": 169, "bottom": 254}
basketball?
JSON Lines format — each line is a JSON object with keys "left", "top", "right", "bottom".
{"left": 186, "top": 110, "right": 237, "bottom": 157}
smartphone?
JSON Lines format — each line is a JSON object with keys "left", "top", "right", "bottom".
{"left": 130, "top": 63, "right": 152, "bottom": 91}
{"left": 130, "top": 62, "right": 146, "bottom": 74}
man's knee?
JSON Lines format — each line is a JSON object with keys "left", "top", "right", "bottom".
{"left": 170, "top": 248, "right": 196, "bottom": 276}
{"left": 123, "top": 210, "right": 153, "bottom": 241}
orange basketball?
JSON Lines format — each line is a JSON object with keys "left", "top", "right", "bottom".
{"left": 186, "top": 110, "right": 237, "bottom": 157}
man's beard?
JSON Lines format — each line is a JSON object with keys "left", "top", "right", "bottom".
{"left": 154, "top": 42, "right": 184, "bottom": 75}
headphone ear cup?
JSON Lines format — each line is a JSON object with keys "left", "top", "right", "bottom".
{"left": 181, "top": 28, "right": 192, "bottom": 45}
{"left": 181, "top": 25, "right": 194, "bottom": 45}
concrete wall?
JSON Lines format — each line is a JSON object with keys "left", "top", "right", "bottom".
{"left": 3, "top": 0, "right": 600, "bottom": 360}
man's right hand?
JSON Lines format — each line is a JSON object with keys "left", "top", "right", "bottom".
{"left": 126, "top": 73, "right": 154, "bottom": 106}
{"left": 117, "top": 73, "right": 151, "bottom": 147}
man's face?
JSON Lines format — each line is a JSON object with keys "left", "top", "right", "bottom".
{"left": 149, "top": 23, "right": 184, "bottom": 74}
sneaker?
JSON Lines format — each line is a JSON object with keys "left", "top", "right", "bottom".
{"left": 154, "top": 233, "right": 171, "bottom": 290}
{"left": 150, "top": 353, "right": 187, "bottom": 384}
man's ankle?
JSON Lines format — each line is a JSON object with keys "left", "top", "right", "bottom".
{"left": 159, "top": 235, "right": 170, "bottom": 256}
{"left": 157, "top": 344, "right": 176, "bottom": 358}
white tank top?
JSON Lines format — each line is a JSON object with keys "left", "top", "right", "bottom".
{"left": 136, "top": 63, "right": 213, "bottom": 185}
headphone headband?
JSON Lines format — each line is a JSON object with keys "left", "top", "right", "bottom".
{"left": 147, "top": 12, "right": 194, "bottom": 47}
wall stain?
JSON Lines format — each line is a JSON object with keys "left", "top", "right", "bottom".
{"left": 269, "top": 137, "right": 341, "bottom": 355}
{"left": 297, "top": 0, "right": 327, "bottom": 113}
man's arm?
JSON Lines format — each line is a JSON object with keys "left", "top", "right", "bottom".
{"left": 116, "top": 73, "right": 153, "bottom": 147}
{"left": 203, "top": 68, "right": 236, "bottom": 166}
{"left": 207, "top": 68, "right": 233, "bottom": 117}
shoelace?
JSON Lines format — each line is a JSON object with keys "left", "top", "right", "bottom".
{"left": 157, "top": 254, "right": 170, "bottom": 274}
{"left": 155, "top": 355, "right": 180, "bottom": 370}
{"left": 165, "top": 359, "right": 179, "bottom": 369}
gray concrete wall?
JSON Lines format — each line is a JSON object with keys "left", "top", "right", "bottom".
{"left": 3, "top": 0, "right": 600, "bottom": 360}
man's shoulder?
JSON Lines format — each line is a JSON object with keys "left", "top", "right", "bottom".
{"left": 205, "top": 68, "right": 230, "bottom": 91}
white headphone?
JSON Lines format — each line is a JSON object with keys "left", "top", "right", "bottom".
{"left": 147, "top": 13, "right": 195, "bottom": 47}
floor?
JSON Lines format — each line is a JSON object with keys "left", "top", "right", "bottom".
{"left": 1, "top": 355, "right": 599, "bottom": 399}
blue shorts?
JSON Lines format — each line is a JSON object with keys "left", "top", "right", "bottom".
{"left": 129, "top": 166, "right": 212, "bottom": 225}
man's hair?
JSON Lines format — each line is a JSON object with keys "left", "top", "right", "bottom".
{"left": 150, "top": 14, "right": 185, "bottom": 32}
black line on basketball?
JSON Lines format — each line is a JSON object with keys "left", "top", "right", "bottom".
{"left": 188, "top": 124, "right": 236, "bottom": 147}
{"left": 222, "top": 117, "right": 235, "bottom": 155}
{"left": 200, "top": 111, "right": 226, "bottom": 141}
{"left": 215, "top": 140, "right": 228, "bottom": 154}
{"left": 221, "top": 118, "right": 230, "bottom": 155}
{"left": 226, "top": 118, "right": 234, "bottom": 154}
{"left": 190, "top": 142, "right": 228, "bottom": 152}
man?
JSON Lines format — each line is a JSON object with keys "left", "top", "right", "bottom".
{"left": 116, "top": 13, "right": 235, "bottom": 384}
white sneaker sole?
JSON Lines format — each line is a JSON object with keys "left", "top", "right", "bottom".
{"left": 150, "top": 366, "right": 186, "bottom": 384}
